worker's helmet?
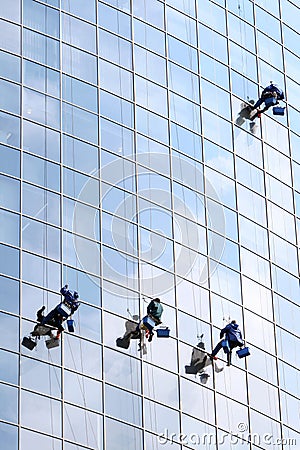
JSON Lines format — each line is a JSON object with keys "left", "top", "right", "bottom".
{"left": 74, "top": 291, "right": 79, "bottom": 299}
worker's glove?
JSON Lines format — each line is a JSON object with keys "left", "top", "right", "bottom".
{"left": 64, "top": 284, "right": 68, "bottom": 289}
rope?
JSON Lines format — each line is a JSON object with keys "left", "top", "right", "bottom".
{"left": 66, "top": 335, "right": 99, "bottom": 447}
{"left": 47, "top": 351, "right": 80, "bottom": 449}
{"left": 48, "top": 358, "right": 55, "bottom": 450}
{"left": 77, "top": 310, "right": 90, "bottom": 447}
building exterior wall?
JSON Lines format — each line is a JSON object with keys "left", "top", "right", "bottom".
{"left": 0, "top": 0, "right": 300, "bottom": 449}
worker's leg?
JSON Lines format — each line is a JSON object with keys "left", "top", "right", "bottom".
{"left": 253, "top": 97, "right": 264, "bottom": 109}
{"left": 211, "top": 341, "right": 223, "bottom": 357}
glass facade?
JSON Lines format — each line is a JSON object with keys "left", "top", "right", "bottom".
{"left": 0, "top": 0, "right": 300, "bottom": 449}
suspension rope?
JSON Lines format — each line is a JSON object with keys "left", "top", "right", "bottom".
{"left": 66, "top": 335, "right": 99, "bottom": 447}
{"left": 48, "top": 351, "right": 81, "bottom": 450}
{"left": 47, "top": 357, "right": 55, "bottom": 450}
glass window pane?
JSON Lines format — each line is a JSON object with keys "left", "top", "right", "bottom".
{"left": 23, "top": 60, "right": 60, "bottom": 97}
{"left": 142, "top": 139, "right": 170, "bottom": 175}
{"left": 0, "top": 145, "right": 20, "bottom": 178}
{"left": 0, "top": 244, "right": 19, "bottom": 279}
{"left": 62, "top": 135, "right": 98, "bottom": 174}
{"left": 204, "top": 140, "right": 234, "bottom": 178}
{"left": 99, "top": 59, "right": 133, "bottom": 101}
{"left": 105, "top": 384, "right": 141, "bottom": 426}
{"left": 170, "top": 91, "right": 201, "bottom": 133}
{"left": 23, "top": 29, "right": 60, "bottom": 69}
{"left": 0, "top": 175, "right": 20, "bottom": 212}
{"left": 171, "top": 122, "right": 202, "bottom": 160}
{"left": 133, "top": 18, "right": 165, "bottom": 56}
{"left": 169, "top": 62, "right": 199, "bottom": 103}
{"left": 237, "top": 184, "right": 266, "bottom": 227}
{"left": 0, "top": 276, "right": 19, "bottom": 314}
{"left": 245, "top": 309, "right": 275, "bottom": 353}
{"left": 64, "top": 334, "right": 102, "bottom": 379}
{"left": 21, "top": 283, "right": 60, "bottom": 323}
{"left": 198, "top": 0, "right": 226, "bottom": 33}
{"left": 200, "top": 53, "right": 229, "bottom": 90}
{"left": 99, "top": 29, "right": 132, "bottom": 70}
{"left": 134, "top": 45, "right": 166, "bottom": 86}
{"left": 99, "top": 3, "right": 132, "bottom": 39}
{"left": 105, "top": 418, "right": 142, "bottom": 450}
{"left": 21, "top": 357, "right": 61, "bottom": 398}
{"left": 0, "top": 313, "right": 19, "bottom": 352}
{"left": 21, "top": 429, "right": 61, "bottom": 450}
{"left": 199, "top": 24, "right": 228, "bottom": 64}
{"left": 166, "top": 6, "right": 197, "bottom": 46}
{"left": 0, "top": 0, "right": 20, "bottom": 22}
{"left": 249, "top": 374, "right": 280, "bottom": 419}
{"left": 22, "top": 182, "right": 60, "bottom": 226}
{"left": 0, "top": 349, "right": 18, "bottom": 385}
{"left": 135, "top": 75, "right": 168, "bottom": 117}
{"left": 23, "top": 153, "right": 60, "bottom": 192}
{"left": 21, "top": 390, "right": 61, "bottom": 436}
{"left": 202, "top": 109, "right": 232, "bottom": 150}
{"left": 22, "top": 218, "right": 60, "bottom": 260}
{"left": 236, "top": 157, "right": 264, "bottom": 195}
{"left": 0, "top": 79, "right": 20, "bottom": 115}
{"left": 0, "top": 111, "right": 20, "bottom": 148}
{"left": 201, "top": 79, "right": 230, "bottom": 120}
{"left": 133, "top": 0, "right": 164, "bottom": 29}
{"left": 62, "top": 13, "right": 96, "bottom": 53}
{"left": 104, "top": 347, "right": 141, "bottom": 392}
{"left": 136, "top": 106, "right": 169, "bottom": 144}
{"left": 62, "top": 103, "right": 98, "bottom": 144}
{"left": 0, "top": 209, "right": 19, "bottom": 247}
{"left": 210, "top": 263, "right": 242, "bottom": 304}
{"left": 181, "top": 378, "right": 214, "bottom": 424}
{"left": 62, "top": 43, "right": 97, "bottom": 84}
{"left": 65, "top": 370, "right": 102, "bottom": 411}
{"left": 0, "top": 383, "right": 18, "bottom": 424}
{"left": 23, "top": 88, "right": 60, "bottom": 129}
{"left": 23, "top": 0, "right": 59, "bottom": 38}
{"left": 0, "top": 422, "right": 18, "bottom": 450}
{"left": 0, "top": 51, "right": 20, "bottom": 83}
{"left": 168, "top": 35, "right": 198, "bottom": 72}
{"left": 266, "top": 174, "right": 293, "bottom": 213}
{"left": 257, "top": 31, "right": 283, "bottom": 71}
{"left": 62, "top": 0, "right": 96, "bottom": 22}
{"left": 205, "top": 167, "right": 236, "bottom": 209}
{"left": 228, "top": 12, "right": 255, "bottom": 53}
{"left": 23, "top": 120, "right": 60, "bottom": 162}
{"left": 144, "top": 398, "right": 180, "bottom": 437}
{"left": 22, "top": 251, "right": 60, "bottom": 291}
{"left": 255, "top": 6, "right": 281, "bottom": 42}
{"left": 229, "top": 41, "right": 257, "bottom": 81}
{"left": 100, "top": 118, "right": 134, "bottom": 158}
{"left": 0, "top": 20, "right": 20, "bottom": 54}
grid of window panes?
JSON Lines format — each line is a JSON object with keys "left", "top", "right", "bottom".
{"left": 1, "top": 0, "right": 300, "bottom": 449}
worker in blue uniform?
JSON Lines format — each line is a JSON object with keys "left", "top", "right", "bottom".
{"left": 39, "top": 285, "right": 80, "bottom": 339}
{"left": 210, "top": 320, "right": 244, "bottom": 366}
{"left": 252, "top": 83, "right": 284, "bottom": 113}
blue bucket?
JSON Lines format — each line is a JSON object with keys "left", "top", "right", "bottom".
{"left": 273, "top": 106, "right": 285, "bottom": 116}
{"left": 67, "top": 319, "right": 75, "bottom": 332}
{"left": 236, "top": 347, "right": 250, "bottom": 358}
{"left": 156, "top": 328, "right": 170, "bottom": 338}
